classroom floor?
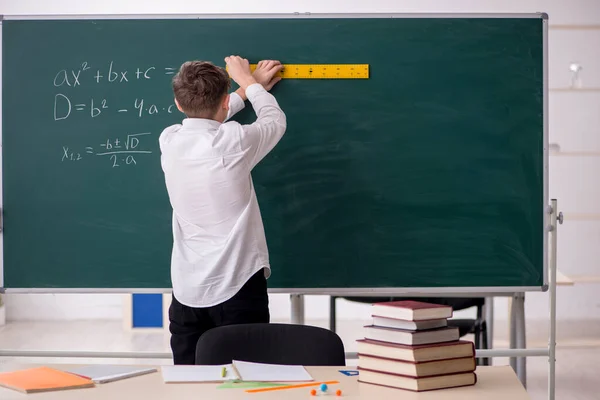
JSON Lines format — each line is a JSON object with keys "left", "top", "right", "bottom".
{"left": 0, "top": 318, "right": 599, "bottom": 400}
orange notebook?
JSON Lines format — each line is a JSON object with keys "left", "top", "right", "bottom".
{"left": 0, "top": 366, "right": 95, "bottom": 393}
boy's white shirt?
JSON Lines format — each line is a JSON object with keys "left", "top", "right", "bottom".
{"left": 159, "top": 83, "right": 286, "bottom": 307}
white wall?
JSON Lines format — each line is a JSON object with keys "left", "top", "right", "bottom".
{"left": 0, "top": 0, "right": 597, "bottom": 23}
{"left": 1, "top": 0, "right": 599, "bottom": 322}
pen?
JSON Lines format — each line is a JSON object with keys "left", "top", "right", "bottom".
{"left": 221, "top": 367, "right": 227, "bottom": 378}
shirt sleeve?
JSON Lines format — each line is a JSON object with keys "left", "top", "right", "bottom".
{"left": 225, "top": 91, "right": 246, "bottom": 121}
{"left": 240, "top": 83, "right": 287, "bottom": 169}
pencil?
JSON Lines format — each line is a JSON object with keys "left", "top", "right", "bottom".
{"left": 245, "top": 380, "right": 339, "bottom": 393}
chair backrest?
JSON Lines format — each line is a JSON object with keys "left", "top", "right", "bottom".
{"left": 195, "top": 323, "right": 346, "bottom": 366}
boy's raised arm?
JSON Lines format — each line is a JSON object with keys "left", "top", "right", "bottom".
{"left": 225, "top": 56, "right": 286, "bottom": 169}
{"left": 242, "top": 84, "right": 286, "bottom": 169}
{"left": 225, "top": 88, "right": 246, "bottom": 121}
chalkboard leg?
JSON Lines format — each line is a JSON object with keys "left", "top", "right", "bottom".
{"left": 290, "top": 294, "right": 305, "bottom": 325}
{"left": 485, "top": 296, "right": 494, "bottom": 351}
{"left": 509, "top": 296, "right": 517, "bottom": 371}
{"left": 548, "top": 199, "right": 561, "bottom": 400}
{"left": 329, "top": 297, "right": 337, "bottom": 333}
{"left": 509, "top": 292, "right": 527, "bottom": 387}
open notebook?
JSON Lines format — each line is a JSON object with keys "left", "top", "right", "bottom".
{"left": 161, "top": 361, "right": 313, "bottom": 383}
{"left": 232, "top": 360, "right": 313, "bottom": 382}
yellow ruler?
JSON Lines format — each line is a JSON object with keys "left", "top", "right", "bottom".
{"left": 228, "top": 64, "right": 369, "bottom": 79}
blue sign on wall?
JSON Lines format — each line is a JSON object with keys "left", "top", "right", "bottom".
{"left": 132, "top": 293, "right": 163, "bottom": 328}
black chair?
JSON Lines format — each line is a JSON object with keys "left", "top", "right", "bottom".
{"left": 195, "top": 323, "right": 346, "bottom": 366}
{"left": 330, "top": 296, "right": 490, "bottom": 366}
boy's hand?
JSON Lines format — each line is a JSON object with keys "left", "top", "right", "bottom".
{"left": 253, "top": 60, "right": 284, "bottom": 91}
{"left": 225, "top": 55, "right": 257, "bottom": 89}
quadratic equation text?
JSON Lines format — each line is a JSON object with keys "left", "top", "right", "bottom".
{"left": 54, "top": 96, "right": 177, "bottom": 121}
{"left": 52, "top": 61, "right": 181, "bottom": 122}
{"left": 62, "top": 132, "right": 153, "bottom": 168}
{"left": 53, "top": 61, "right": 176, "bottom": 87}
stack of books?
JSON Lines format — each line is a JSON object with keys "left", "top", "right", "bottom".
{"left": 357, "top": 300, "right": 477, "bottom": 392}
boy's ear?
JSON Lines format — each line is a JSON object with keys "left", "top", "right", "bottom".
{"left": 174, "top": 98, "right": 184, "bottom": 113}
{"left": 222, "top": 94, "right": 230, "bottom": 111}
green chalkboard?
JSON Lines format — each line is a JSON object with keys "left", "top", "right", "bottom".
{"left": 1, "top": 15, "right": 547, "bottom": 291}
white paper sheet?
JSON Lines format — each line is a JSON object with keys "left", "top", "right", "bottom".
{"left": 161, "top": 365, "right": 238, "bottom": 383}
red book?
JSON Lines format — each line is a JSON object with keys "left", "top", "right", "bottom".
{"left": 364, "top": 325, "right": 459, "bottom": 346}
{"left": 356, "top": 339, "right": 475, "bottom": 363}
{"left": 371, "top": 300, "right": 453, "bottom": 321}
{"left": 372, "top": 316, "right": 447, "bottom": 331}
{"left": 357, "top": 354, "right": 476, "bottom": 378}
{"left": 358, "top": 368, "right": 477, "bottom": 392}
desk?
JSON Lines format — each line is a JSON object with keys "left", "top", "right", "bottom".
{"left": 556, "top": 271, "right": 574, "bottom": 286}
{"left": 564, "top": 274, "right": 600, "bottom": 284}
{"left": 0, "top": 365, "right": 529, "bottom": 400}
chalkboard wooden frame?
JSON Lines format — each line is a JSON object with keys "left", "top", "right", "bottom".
{"left": 0, "top": 12, "right": 549, "bottom": 294}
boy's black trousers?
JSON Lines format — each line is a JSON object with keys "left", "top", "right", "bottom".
{"left": 168, "top": 268, "right": 270, "bottom": 365}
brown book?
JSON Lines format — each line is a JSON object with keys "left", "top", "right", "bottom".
{"left": 357, "top": 354, "right": 476, "bottom": 378}
{"left": 358, "top": 367, "right": 477, "bottom": 392}
{"left": 372, "top": 316, "right": 447, "bottom": 331}
{"left": 371, "top": 300, "right": 453, "bottom": 321}
{"left": 356, "top": 339, "right": 475, "bottom": 362}
{"left": 364, "top": 325, "right": 459, "bottom": 345}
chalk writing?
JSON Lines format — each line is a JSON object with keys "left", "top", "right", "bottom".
{"left": 53, "top": 61, "right": 90, "bottom": 87}
{"left": 52, "top": 62, "right": 176, "bottom": 88}
{"left": 61, "top": 132, "right": 153, "bottom": 168}
{"left": 51, "top": 61, "right": 183, "bottom": 121}
{"left": 61, "top": 146, "right": 82, "bottom": 162}
{"left": 136, "top": 67, "right": 155, "bottom": 79}
{"left": 54, "top": 94, "right": 71, "bottom": 120}
{"left": 54, "top": 95, "right": 175, "bottom": 121}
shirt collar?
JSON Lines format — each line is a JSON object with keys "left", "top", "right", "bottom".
{"left": 181, "top": 118, "right": 222, "bottom": 130}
